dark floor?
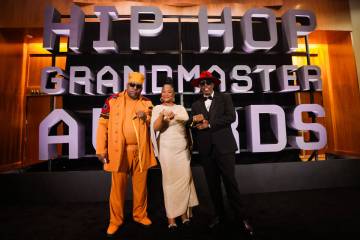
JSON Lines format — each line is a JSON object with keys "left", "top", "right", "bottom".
{"left": 1, "top": 186, "right": 360, "bottom": 240}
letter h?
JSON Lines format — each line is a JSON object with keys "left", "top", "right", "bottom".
{"left": 43, "top": 4, "right": 85, "bottom": 53}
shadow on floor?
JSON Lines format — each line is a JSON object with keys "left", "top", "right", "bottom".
{"left": 1, "top": 187, "right": 360, "bottom": 240}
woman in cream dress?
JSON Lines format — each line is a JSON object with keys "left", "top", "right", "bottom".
{"left": 151, "top": 82, "right": 199, "bottom": 230}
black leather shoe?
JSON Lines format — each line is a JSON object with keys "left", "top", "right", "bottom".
{"left": 182, "top": 219, "right": 191, "bottom": 227}
{"left": 241, "top": 219, "right": 255, "bottom": 237}
{"left": 208, "top": 216, "right": 221, "bottom": 229}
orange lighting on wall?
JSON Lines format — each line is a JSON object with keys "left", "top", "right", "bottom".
{"left": 292, "top": 43, "right": 329, "bottom": 161}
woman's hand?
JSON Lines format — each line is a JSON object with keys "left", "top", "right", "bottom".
{"left": 163, "top": 110, "right": 175, "bottom": 122}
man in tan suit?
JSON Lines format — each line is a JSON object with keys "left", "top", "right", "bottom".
{"left": 96, "top": 72, "right": 157, "bottom": 237}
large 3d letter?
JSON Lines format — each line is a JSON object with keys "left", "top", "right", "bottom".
{"left": 152, "top": 65, "right": 172, "bottom": 94}
{"left": 93, "top": 6, "right": 119, "bottom": 53}
{"left": 92, "top": 108, "right": 101, "bottom": 149}
{"left": 39, "top": 109, "right": 85, "bottom": 160}
{"left": 276, "top": 65, "right": 300, "bottom": 92}
{"left": 253, "top": 65, "right": 276, "bottom": 92}
{"left": 297, "top": 65, "right": 322, "bottom": 91}
{"left": 43, "top": 5, "right": 84, "bottom": 53}
{"left": 230, "top": 65, "right": 252, "bottom": 93}
{"left": 231, "top": 110, "right": 241, "bottom": 153}
{"left": 69, "top": 66, "right": 95, "bottom": 95}
{"left": 245, "top": 105, "right": 287, "bottom": 152}
{"left": 287, "top": 104, "right": 327, "bottom": 150}
{"left": 41, "top": 67, "right": 68, "bottom": 95}
{"left": 96, "top": 66, "right": 120, "bottom": 94}
{"left": 177, "top": 65, "right": 200, "bottom": 93}
{"left": 131, "top": 6, "right": 163, "bottom": 50}
{"left": 198, "top": 6, "right": 233, "bottom": 53}
{"left": 240, "top": 8, "right": 277, "bottom": 53}
{"left": 208, "top": 65, "right": 226, "bottom": 92}
{"left": 282, "top": 9, "right": 316, "bottom": 52}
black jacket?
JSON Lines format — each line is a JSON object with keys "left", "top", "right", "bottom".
{"left": 191, "top": 92, "right": 238, "bottom": 155}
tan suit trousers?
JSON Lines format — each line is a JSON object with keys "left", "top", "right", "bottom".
{"left": 109, "top": 144, "right": 149, "bottom": 226}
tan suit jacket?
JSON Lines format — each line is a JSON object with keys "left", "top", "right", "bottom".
{"left": 96, "top": 91, "right": 157, "bottom": 172}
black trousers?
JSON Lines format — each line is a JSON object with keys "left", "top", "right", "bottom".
{"left": 200, "top": 146, "right": 245, "bottom": 220}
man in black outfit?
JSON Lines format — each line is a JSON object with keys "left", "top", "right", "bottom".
{"left": 190, "top": 71, "right": 254, "bottom": 237}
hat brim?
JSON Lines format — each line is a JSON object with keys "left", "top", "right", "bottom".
{"left": 190, "top": 76, "right": 221, "bottom": 87}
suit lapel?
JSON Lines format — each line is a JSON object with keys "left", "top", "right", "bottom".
{"left": 196, "top": 98, "right": 209, "bottom": 118}
{"left": 209, "top": 92, "right": 217, "bottom": 113}
{"left": 208, "top": 92, "right": 217, "bottom": 122}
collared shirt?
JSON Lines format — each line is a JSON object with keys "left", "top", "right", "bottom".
{"left": 204, "top": 91, "right": 214, "bottom": 112}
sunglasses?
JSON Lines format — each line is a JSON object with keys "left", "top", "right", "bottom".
{"left": 199, "top": 79, "right": 213, "bottom": 86}
{"left": 129, "top": 82, "right": 143, "bottom": 89}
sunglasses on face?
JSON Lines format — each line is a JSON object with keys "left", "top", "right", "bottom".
{"left": 129, "top": 83, "right": 143, "bottom": 89}
{"left": 199, "top": 79, "right": 213, "bottom": 86}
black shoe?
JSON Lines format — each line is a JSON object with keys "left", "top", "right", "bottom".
{"left": 182, "top": 218, "right": 191, "bottom": 227}
{"left": 168, "top": 223, "right": 178, "bottom": 233}
{"left": 241, "top": 219, "right": 255, "bottom": 237}
{"left": 208, "top": 216, "right": 221, "bottom": 229}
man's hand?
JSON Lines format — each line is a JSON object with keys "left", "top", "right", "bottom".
{"left": 97, "top": 153, "right": 108, "bottom": 164}
{"left": 196, "top": 119, "right": 210, "bottom": 130}
{"left": 135, "top": 111, "right": 147, "bottom": 122}
{"left": 193, "top": 114, "right": 205, "bottom": 123}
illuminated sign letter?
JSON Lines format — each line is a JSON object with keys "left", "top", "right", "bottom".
{"left": 177, "top": 65, "right": 200, "bottom": 93}
{"left": 43, "top": 5, "right": 84, "bottom": 53}
{"left": 282, "top": 9, "right": 316, "bottom": 52}
{"left": 208, "top": 65, "right": 226, "bottom": 92}
{"left": 297, "top": 65, "right": 322, "bottom": 91}
{"left": 198, "top": 6, "right": 233, "bottom": 53}
{"left": 287, "top": 104, "right": 327, "bottom": 150}
{"left": 276, "top": 65, "right": 300, "bottom": 92}
{"left": 231, "top": 110, "right": 241, "bottom": 153}
{"left": 39, "top": 109, "right": 85, "bottom": 160}
{"left": 41, "top": 66, "right": 68, "bottom": 95}
{"left": 253, "top": 65, "right": 276, "bottom": 92}
{"left": 96, "top": 66, "right": 120, "bottom": 94}
{"left": 240, "top": 8, "right": 277, "bottom": 53}
{"left": 93, "top": 6, "right": 119, "bottom": 53}
{"left": 230, "top": 65, "right": 252, "bottom": 93}
{"left": 130, "top": 6, "right": 163, "bottom": 50}
{"left": 245, "top": 105, "right": 287, "bottom": 152}
{"left": 69, "top": 66, "right": 95, "bottom": 95}
{"left": 92, "top": 108, "right": 101, "bottom": 149}
{"left": 152, "top": 65, "right": 172, "bottom": 94}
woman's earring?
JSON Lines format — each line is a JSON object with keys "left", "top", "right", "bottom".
{"left": 160, "top": 97, "right": 164, "bottom": 103}
{"left": 172, "top": 97, "right": 175, "bottom": 103}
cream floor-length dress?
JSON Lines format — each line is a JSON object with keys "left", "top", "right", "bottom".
{"left": 151, "top": 104, "right": 199, "bottom": 219}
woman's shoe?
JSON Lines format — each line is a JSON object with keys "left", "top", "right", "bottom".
{"left": 182, "top": 218, "right": 191, "bottom": 227}
{"left": 168, "top": 223, "right": 178, "bottom": 232}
